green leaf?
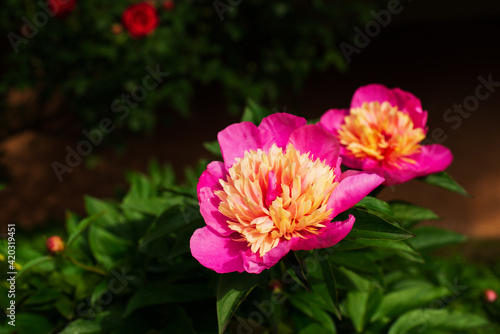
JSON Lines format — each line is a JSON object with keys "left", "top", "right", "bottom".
{"left": 139, "top": 205, "right": 202, "bottom": 249}
{"left": 371, "top": 283, "right": 450, "bottom": 321}
{"left": 16, "top": 256, "right": 53, "bottom": 281}
{"left": 84, "top": 196, "right": 125, "bottom": 229}
{"left": 88, "top": 225, "right": 132, "bottom": 270}
{"left": 298, "top": 323, "right": 336, "bottom": 334}
{"left": 330, "top": 250, "right": 381, "bottom": 274}
{"left": 124, "top": 281, "right": 213, "bottom": 317}
{"left": 389, "top": 201, "right": 439, "bottom": 228}
{"left": 418, "top": 172, "right": 470, "bottom": 197}
{"left": 203, "top": 140, "right": 222, "bottom": 157}
{"left": 66, "top": 212, "right": 105, "bottom": 248}
{"left": 333, "top": 239, "right": 423, "bottom": 263}
{"left": 59, "top": 319, "right": 101, "bottom": 334}
{"left": 338, "top": 267, "right": 374, "bottom": 292}
{"left": 289, "top": 292, "right": 337, "bottom": 334}
{"left": 65, "top": 210, "right": 80, "bottom": 236}
{"left": 217, "top": 272, "right": 267, "bottom": 334}
{"left": 122, "top": 197, "right": 180, "bottom": 216}
{"left": 355, "top": 196, "right": 399, "bottom": 224}
{"left": 13, "top": 313, "right": 53, "bottom": 334}
{"left": 23, "top": 288, "right": 60, "bottom": 305}
{"left": 388, "top": 309, "right": 489, "bottom": 334}
{"left": 408, "top": 226, "right": 466, "bottom": 252}
{"left": 321, "top": 261, "right": 342, "bottom": 318}
{"left": 307, "top": 259, "right": 341, "bottom": 318}
{"left": 241, "top": 98, "right": 272, "bottom": 125}
{"left": 389, "top": 201, "right": 439, "bottom": 222}
{"left": 341, "top": 209, "right": 414, "bottom": 241}
{"left": 54, "top": 296, "right": 75, "bottom": 320}
{"left": 345, "top": 287, "right": 382, "bottom": 333}
{"left": 283, "top": 253, "right": 311, "bottom": 292}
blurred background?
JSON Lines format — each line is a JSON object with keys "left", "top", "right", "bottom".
{"left": 1, "top": 0, "right": 500, "bottom": 243}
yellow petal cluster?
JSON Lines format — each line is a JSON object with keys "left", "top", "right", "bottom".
{"left": 216, "top": 143, "right": 338, "bottom": 257}
{"left": 338, "top": 101, "right": 425, "bottom": 168}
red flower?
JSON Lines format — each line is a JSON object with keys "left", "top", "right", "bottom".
{"left": 122, "top": 3, "right": 159, "bottom": 38}
{"left": 46, "top": 236, "right": 65, "bottom": 254}
{"left": 163, "top": 0, "right": 175, "bottom": 11}
{"left": 48, "top": 0, "right": 76, "bottom": 18}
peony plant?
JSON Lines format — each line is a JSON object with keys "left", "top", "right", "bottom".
{"left": 1, "top": 100, "right": 495, "bottom": 334}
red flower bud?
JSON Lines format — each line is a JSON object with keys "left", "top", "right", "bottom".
{"left": 46, "top": 236, "right": 65, "bottom": 254}
{"left": 484, "top": 289, "right": 497, "bottom": 303}
{"left": 111, "top": 23, "right": 123, "bottom": 35}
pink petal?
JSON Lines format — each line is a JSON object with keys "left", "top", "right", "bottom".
{"left": 328, "top": 170, "right": 384, "bottom": 217}
{"left": 259, "top": 113, "right": 307, "bottom": 149}
{"left": 242, "top": 239, "right": 295, "bottom": 274}
{"left": 319, "top": 109, "right": 349, "bottom": 135}
{"left": 381, "top": 144, "right": 453, "bottom": 185}
{"left": 415, "top": 144, "right": 453, "bottom": 175}
{"left": 291, "top": 215, "right": 355, "bottom": 251}
{"left": 190, "top": 227, "right": 247, "bottom": 273}
{"left": 338, "top": 147, "right": 367, "bottom": 170}
{"left": 351, "top": 84, "right": 428, "bottom": 130}
{"left": 265, "top": 170, "right": 282, "bottom": 207}
{"left": 288, "top": 124, "right": 340, "bottom": 168}
{"left": 334, "top": 157, "right": 343, "bottom": 181}
{"left": 198, "top": 161, "right": 233, "bottom": 236}
{"left": 351, "top": 84, "right": 396, "bottom": 109}
{"left": 217, "top": 122, "right": 272, "bottom": 169}
{"left": 392, "top": 87, "right": 428, "bottom": 130}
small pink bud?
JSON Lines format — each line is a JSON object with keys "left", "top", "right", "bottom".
{"left": 484, "top": 289, "right": 497, "bottom": 303}
{"left": 46, "top": 236, "right": 65, "bottom": 254}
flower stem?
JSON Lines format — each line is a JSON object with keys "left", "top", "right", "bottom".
{"left": 64, "top": 255, "right": 110, "bottom": 277}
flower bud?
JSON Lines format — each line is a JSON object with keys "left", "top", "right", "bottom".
{"left": 46, "top": 236, "right": 65, "bottom": 254}
{"left": 268, "top": 279, "right": 283, "bottom": 294}
{"left": 111, "top": 23, "right": 123, "bottom": 35}
{"left": 484, "top": 289, "right": 497, "bottom": 303}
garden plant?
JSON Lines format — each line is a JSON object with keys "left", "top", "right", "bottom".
{"left": 1, "top": 85, "right": 500, "bottom": 334}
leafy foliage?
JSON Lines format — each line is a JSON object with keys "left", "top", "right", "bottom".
{"left": 0, "top": 103, "right": 498, "bottom": 333}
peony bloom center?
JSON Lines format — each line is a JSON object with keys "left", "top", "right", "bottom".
{"left": 215, "top": 143, "right": 338, "bottom": 257}
{"left": 338, "top": 101, "right": 426, "bottom": 167}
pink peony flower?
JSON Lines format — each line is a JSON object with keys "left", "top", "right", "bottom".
{"left": 190, "top": 113, "right": 384, "bottom": 274}
{"left": 319, "top": 84, "right": 453, "bottom": 186}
